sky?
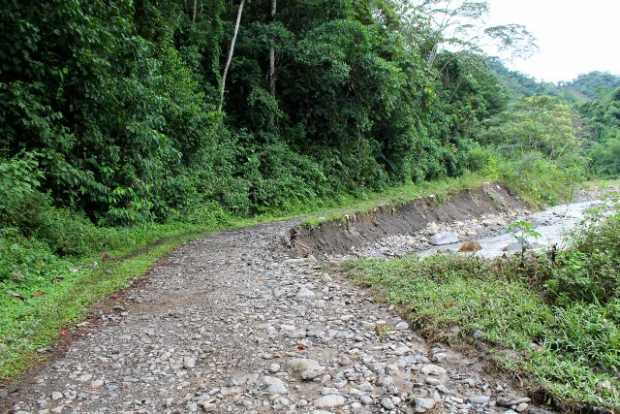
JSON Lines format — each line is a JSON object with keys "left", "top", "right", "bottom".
{"left": 485, "top": 0, "right": 620, "bottom": 83}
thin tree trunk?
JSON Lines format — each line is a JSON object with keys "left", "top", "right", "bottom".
{"left": 269, "top": 0, "right": 277, "bottom": 95}
{"left": 192, "top": 0, "right": 198, "bottom": 24}
{"left": 219, "top": 0, "right": 246, "bottom": 112}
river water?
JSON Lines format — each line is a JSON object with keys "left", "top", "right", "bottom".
{"left": 420, "top": 200, "right": 607, "bottom": 259}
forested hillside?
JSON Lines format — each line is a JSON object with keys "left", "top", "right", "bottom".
{"left": 490, "top": 58, "right": 620, "bottom": 104}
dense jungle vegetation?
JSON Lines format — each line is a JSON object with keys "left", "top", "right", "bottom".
{"left": 1, "top": 0, "right": 620, "bottom": 391}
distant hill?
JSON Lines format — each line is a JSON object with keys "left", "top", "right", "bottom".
{"left": 488, "top": 58, "right": 620, "bottom": 104}
{"left": 486, "top": 58, "right": 558, "bottom": 100}
{"left": 559, "top": 71, "right": 620, "bottom": 103}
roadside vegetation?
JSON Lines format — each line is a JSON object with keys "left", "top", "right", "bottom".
{"left": 347, "top": 199, "right": 620, "bottom": 411}
{"left": 1, "top": 0, "right": 620, "bottom": 394}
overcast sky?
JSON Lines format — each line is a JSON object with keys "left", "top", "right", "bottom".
{"left": 486, "top": 0, "right": 620, "bottom": 83}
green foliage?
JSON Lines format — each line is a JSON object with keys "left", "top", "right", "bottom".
{"left": 480, "top": 96, "right": 582, "bottom": 160}
{"left": 590, "top": 133, "right": 620, "bottom": 177}
{"left": 546, "top": 211, "right": 620, "bottom": 306}
{"left": 0, "top": 156, "right": 46, "bottom": 231}
{"left": 489, "top": 59, "right": 620, "bottom": 105}
{"left": 507, "top": 219, "right": 541, "bottom": 258}
{"left": 498, "top": 153, "right": 585, "bottom": 207}
{"left": 0, "top": 0, "right": 520, "bottom": 226}
{"left": 581, "top": 88, "right": 620, "bottom": 176}
{"left": 560, "top": 72, "right": 620, "bottom": 102}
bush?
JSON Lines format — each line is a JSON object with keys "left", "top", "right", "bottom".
{"left": 0, "top": 156, "right": 47, "bottom": 232}
{"left": 545, "top": 210, "right": 620, "bottom": 306}
{"left": 499, "top": 152, "right": 586, "bottom": 206}
{"left": 0, "top": 229, "right": 69, "bottom": 287}
{"left": 590, "top": 131, "right": 620, "bottom": 177}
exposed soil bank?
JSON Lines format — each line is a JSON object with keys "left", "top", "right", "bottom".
{"left": 289, "top": 183, "right": 525, "bottom": 256}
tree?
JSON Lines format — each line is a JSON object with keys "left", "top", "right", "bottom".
{"left": 220, "top": 0, "right": 246, "bottom": 111}
{"left": 269, "top": 0, "right": 276, "bottom": 95}
{"left": 479, "top": 96, "right": 582, "bottom": 160}
{"left": 394, "top": 0, "right": 537, "bottom": 66}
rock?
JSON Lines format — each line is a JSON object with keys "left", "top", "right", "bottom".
{"left": 260, "top": 376, "right": 288, "bottom": 395}
{"left": 268, "top": 363, "right": 281, "bottom": 373}
{"left": 395, "top": 321, "right": 409, "bottom": 330}
{"left": 51, "top": 392, "right": 63, "bottom": 401}
{"left": 281, "top": 325, "right": 307, "bottom": 339}
{"left": 425, "top": 377, "right": 441, "bottom": 386}
{"left": 381, "top": 397, "right": 395, "bottom": 410}
{"left": 288, "top": 358, "right": 325, "bottom": 380}
{"left": 183, "top": 356, "right": 197, "bottom": 369}
{"left": 458, "top": 241, "right": 482, "bottom": 253}
{"left": 314, "top": 395, "right": 346, "bottom": 409}
{"left": 427, "top": 222, "right": 440, "bottom": 234}
{"left": 467, "top": 395, "right": 490, "bottom": 406}
{"left": 515, "top": 403, "right": 529, "bottom": 412}
{"left": 91, "top": 379, "right": 104, "bottom": 389}
{"left": 497, "top": 397, "right": 531, "bottom": 407}
{"left": 420, "top": 364, "right": 447, "bottom": 377}
{"left": 414, "top": 398, "right": 436, "bottom": 413}
{"left": 198, "top": 401, "right": 217, "bottom": 412}
{"left": 360, "top": 394, "right": 373, "bottom": 405}
{"left": 430, "top": 232, "right": 459, "bottom": 246}
{"left": 296, "top": 286, "right": 315, "bottom": 299}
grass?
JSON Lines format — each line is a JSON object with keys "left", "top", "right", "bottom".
{"left": 346, "top": 208, "right": 620, "bottom": 412}
{"left": 0, "top": 233, "right": 191, "bottom": 379}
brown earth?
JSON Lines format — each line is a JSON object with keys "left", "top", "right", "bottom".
{"left": 289, "top": 182, "right": 525, "bottom": 257}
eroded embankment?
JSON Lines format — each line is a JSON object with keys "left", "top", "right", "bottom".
{"left": 288, "top": 183, "right": 526, "bottom": 256}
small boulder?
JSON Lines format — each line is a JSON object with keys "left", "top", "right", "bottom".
{"left": 458, "top": 241, "right": 482, "bottom": 253}
{"left": 315, "top": 395, "right": 345, "bottom": 409}
{"left": 288, "top": 358, "right": 325, "bottom": 381}
{"left": 260, "top": 376, "right": 288, "bottom": 395}
{"left": 414, "top": 398, "right": 436, "bottom": 413}
{"left": 430, "top": 232, "right": 459, "bottom": 246}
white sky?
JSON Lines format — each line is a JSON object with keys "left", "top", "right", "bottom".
{"left": 486, "top": 0, "right": 620, "bottom": 83}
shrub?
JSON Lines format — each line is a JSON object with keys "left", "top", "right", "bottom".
{"left": 589, "top": 131, "right": 620, "bottom": 177}
{"left": 0, "top": 156, "right": 50, "bottom": 232}
{"left": 499, "top": 152, "right": 586, "bottom": 206}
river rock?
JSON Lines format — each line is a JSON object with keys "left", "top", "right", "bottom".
{"left": 414, "top": 397, "right": 436, "bottom": 413}
{"left": 260, "top": 376, "right": 288, "bottom": 395}
{"left": 288, "top": 358, "right": 325, "bottom": 380}
{"left": 314, "top": 395, "right": 346, "bottom": 409}
{"left": 430, "top": 232, "right": 459, "bottom": 246}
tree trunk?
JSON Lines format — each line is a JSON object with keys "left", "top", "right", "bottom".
{"left": 269, "top": 0, "right": 277, "bottom": 95}
{"left": 192, "top": 0, "right": 198, "bottom": 25}
{"left": 219, "top": 0, "right": 246, "bottom": 112}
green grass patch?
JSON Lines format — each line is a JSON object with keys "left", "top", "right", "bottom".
{"left": 347, "top": 209, "right": 620, "bottom": 411}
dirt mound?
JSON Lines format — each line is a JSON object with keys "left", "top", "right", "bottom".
{"left": 288, "top": 183, "right": 525, "bottom": 256}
